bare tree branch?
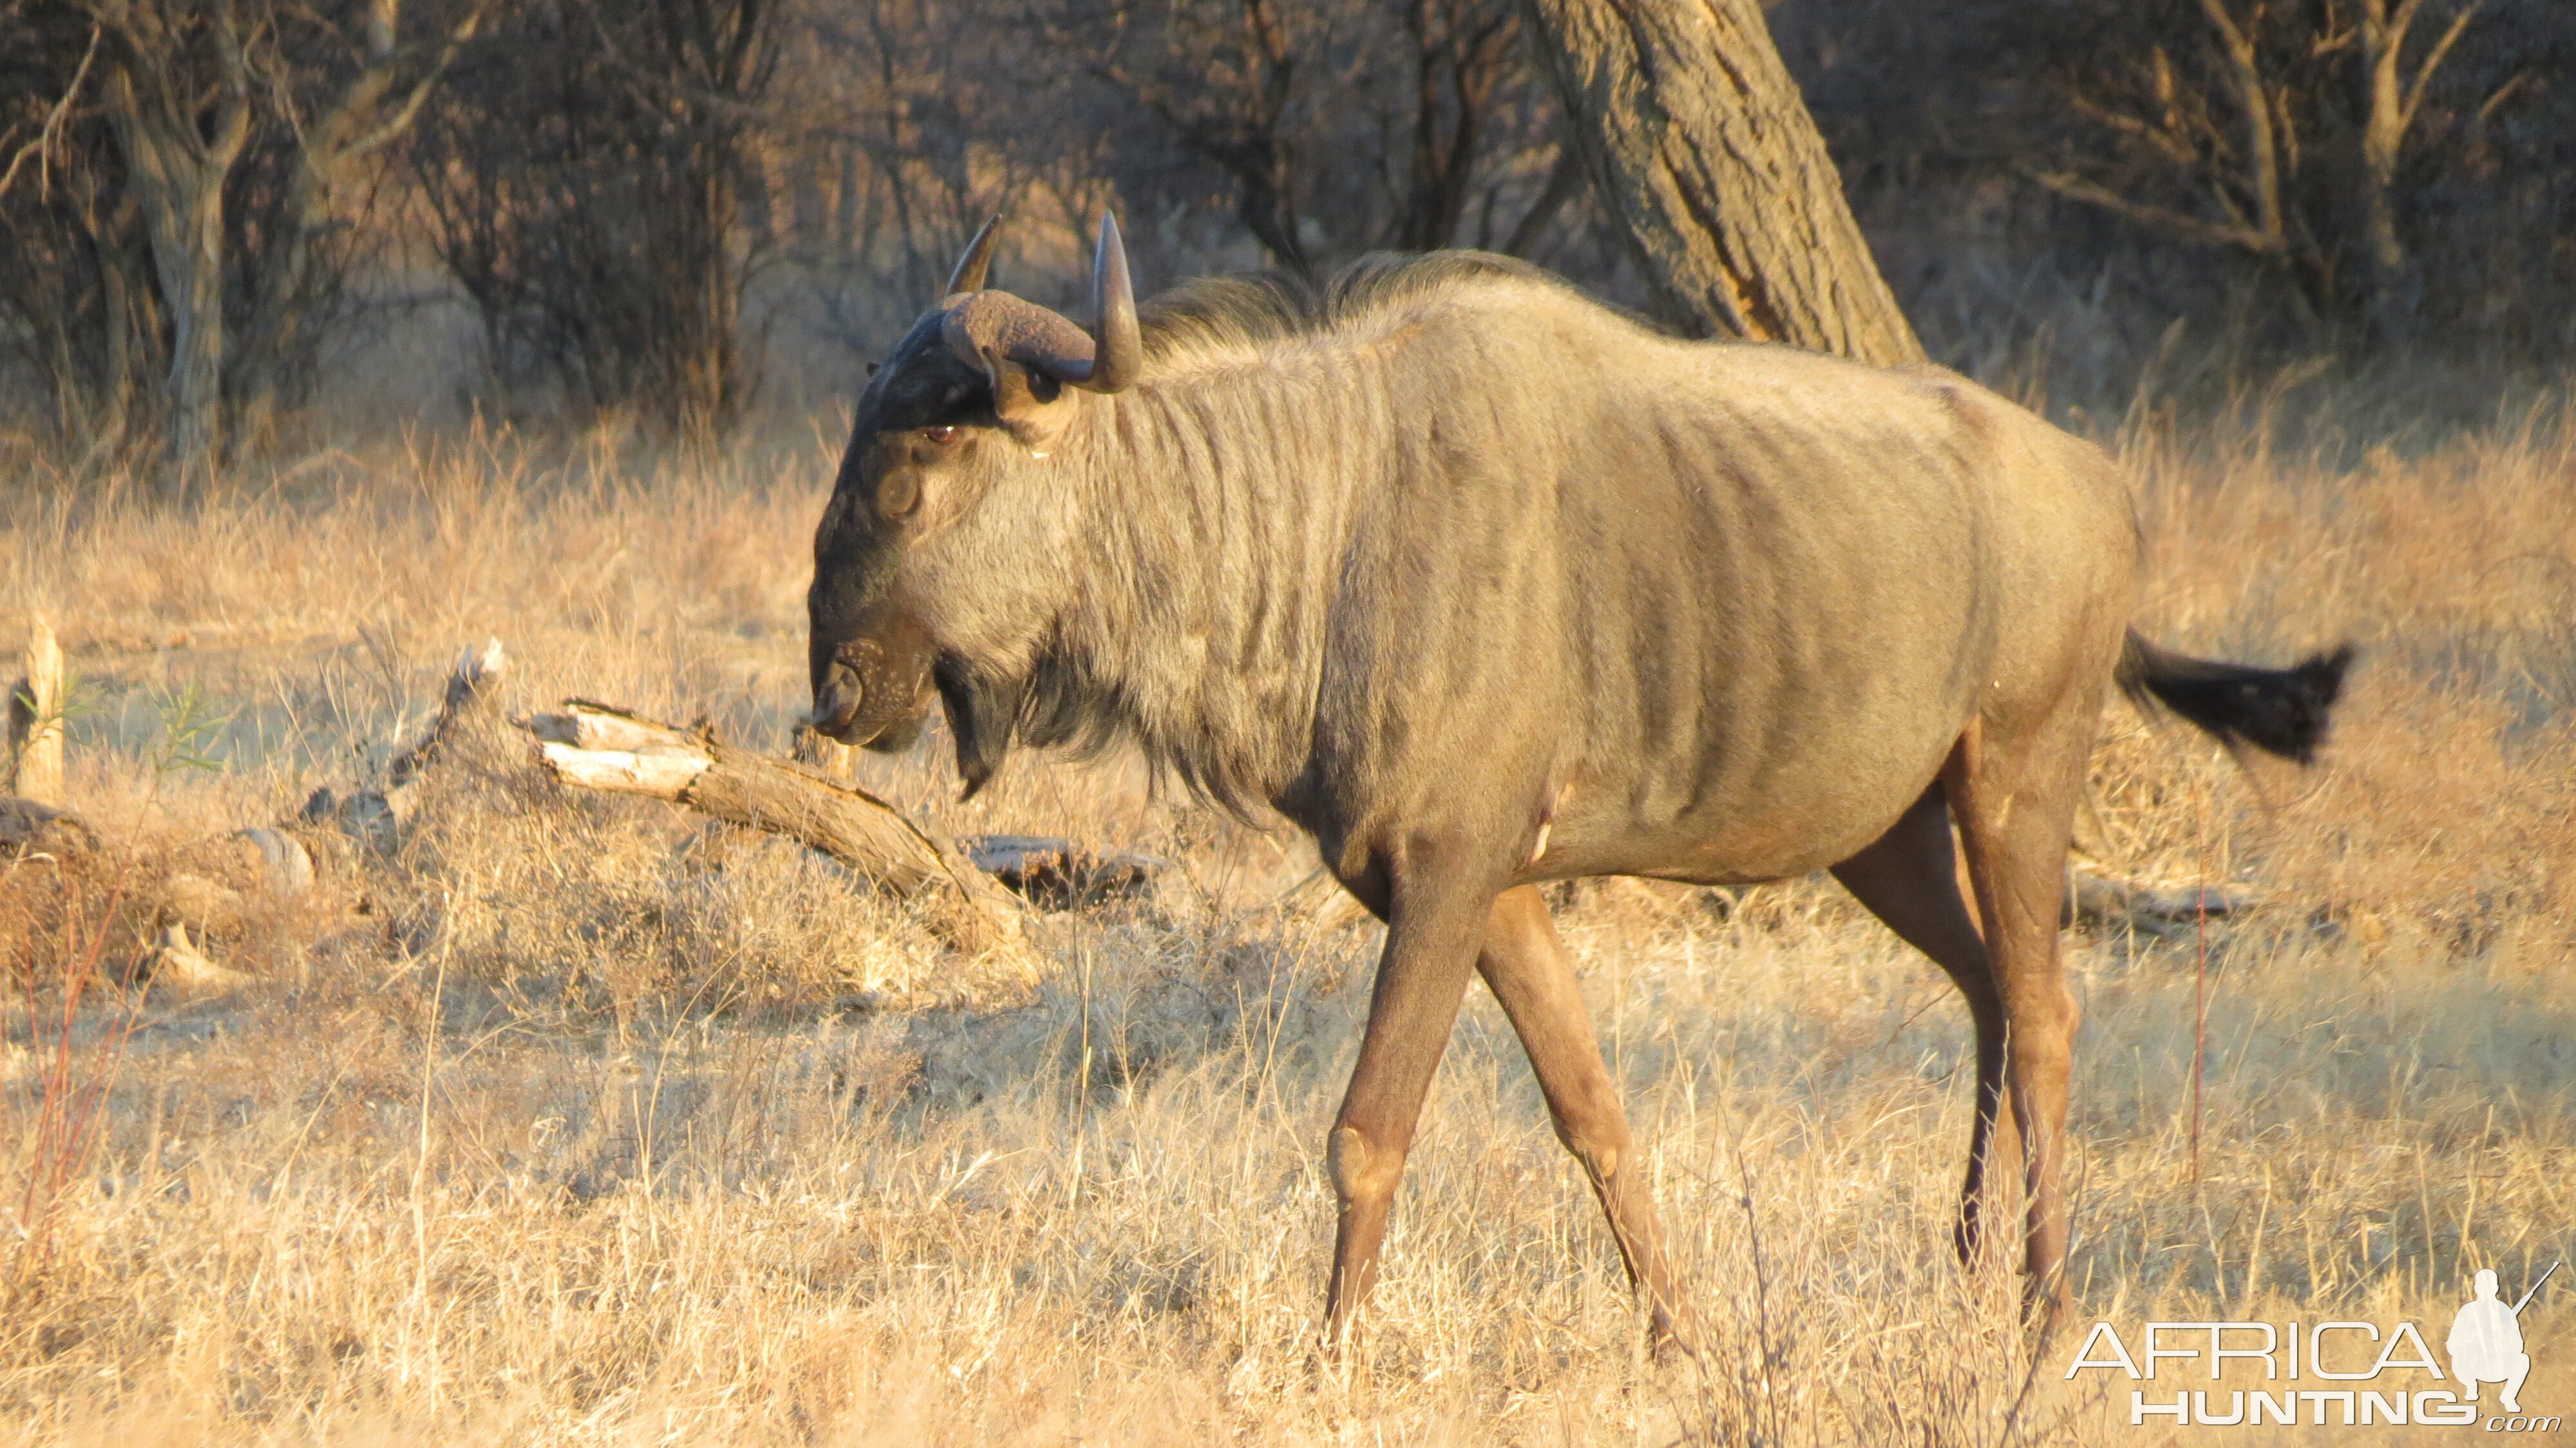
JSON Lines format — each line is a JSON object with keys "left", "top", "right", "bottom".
{"left": 2023, "top": 165, "right": 2278, "bottom": 254}
{"left": 0, "top": 21, "right": 99, "bottom": 202}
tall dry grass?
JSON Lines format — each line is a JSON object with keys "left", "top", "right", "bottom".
{"left": 0, "top": 394, "right": 2571, "bottom": 1444}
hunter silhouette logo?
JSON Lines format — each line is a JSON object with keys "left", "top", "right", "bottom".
{"left": 2452, "top": 1263, "right": 2553, "bottom": 1415}
{"left": 2065, "top": 1262, "right": 2560, "bottom": 1429}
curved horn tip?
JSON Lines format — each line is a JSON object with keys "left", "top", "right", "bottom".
{"left": 943, "top": 215, "right": 1003, "bottom": 299}
{"left": 1083, "top": 212, "right": 1142, "bottom": 394}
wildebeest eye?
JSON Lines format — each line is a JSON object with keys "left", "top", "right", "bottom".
{"left": 922, "top": 424, "right": 959, "bottom": 444}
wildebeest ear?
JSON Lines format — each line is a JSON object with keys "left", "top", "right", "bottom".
{"left": 980, "top": 349, "right": 1075, "bottom": 455}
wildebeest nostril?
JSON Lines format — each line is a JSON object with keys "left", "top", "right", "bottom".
{"left": 804, "top": 660, "right": 864, "bottom": 736}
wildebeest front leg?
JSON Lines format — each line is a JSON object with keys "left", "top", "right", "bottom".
{"left": 1321, "top": 848, "right": 1493, "bottom": 1350}
{"left": 1476, "top": 886, "right": 1696, "bottom": 1354}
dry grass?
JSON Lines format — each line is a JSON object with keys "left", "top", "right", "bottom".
{"left": 1, "top": 396, "right": 2571, "bottom": 1444}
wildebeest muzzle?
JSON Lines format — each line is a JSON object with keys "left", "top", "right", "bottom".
{"left": 806, "top": 618, "right": 936, "bottom": 751}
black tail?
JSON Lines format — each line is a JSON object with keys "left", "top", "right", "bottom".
{"left": 2116, "top": 629, "right": 2354, "bottom": 765}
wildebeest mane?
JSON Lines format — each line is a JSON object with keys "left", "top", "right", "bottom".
{"left": 1135, "top": 250, "right": 1606, "bottom": 368}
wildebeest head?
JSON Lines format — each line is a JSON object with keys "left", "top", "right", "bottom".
{"left": 804, "top": 215, "right": 1140, "bottom": 791}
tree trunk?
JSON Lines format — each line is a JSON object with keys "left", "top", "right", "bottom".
{"left": 2356, "top": 0, "right": 2479, "bottom": 345}
{"left": 1513, "top": 0, "right": 1923, "bottom": 365}
{"left": 155, "top": 173, "right": 227, "bottom": 479}
{"left": 98, "top": 15, "right": 251, "bottom": 486}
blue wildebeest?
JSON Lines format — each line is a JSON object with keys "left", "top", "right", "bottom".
{"left": 805, "top": 217, "right": 2351, "bottom": 1346}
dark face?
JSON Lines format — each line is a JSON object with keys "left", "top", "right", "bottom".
{"left": 805, "top": 316, "right": 998, "bottom": 757}
{"left": 804, "top": 213, "right": 1140, "bottom": 790}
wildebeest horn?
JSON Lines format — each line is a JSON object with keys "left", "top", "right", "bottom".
{"left": 939, "top": 213, "right": 1141, "bottom": 395}
{"left": 943, "top": 215, "right": 1002, "bottom": 298}
{"left": 1083, "top": 213, "right": 1141, "bottom": 394}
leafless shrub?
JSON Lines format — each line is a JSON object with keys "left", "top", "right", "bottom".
{"left": 1781, "top": 0, "right": 2576, "bottom": 379}
{"left": 0, "top": 1, "right": 473, "bottom": 479}
{"left": 411, "top": 0, "right": 778, "bottom": 448}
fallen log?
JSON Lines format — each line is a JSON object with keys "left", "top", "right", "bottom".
{"left": 129, "top": 645, "right": 513, "bottom": 955}
{"left": 142, "top": 922, "right": 251, "bottom": 993}
{"left": 301, "top": 636, "right": 508, "bottom": 853}
{"left": 5, "top": 634, "right": 521, "bottom": 993}
{"left": 522, "top": 701, "right": 1031, "bottom": 957}
{"left": 2067, "top": 868, "right": 2259, "bottom": 936}
{"left": 0, "top": 795, "right": 92, "bottom": 858}
{"left": 961, "top": 835, "right": 1169, "bottom": 911}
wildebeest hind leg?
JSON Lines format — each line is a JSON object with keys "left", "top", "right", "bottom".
{"left": 1829, "top": 777, "right": 2016, "bottom": 1270}
{"left": 1943, "top": 718, "right": 2091, "bottom": 1331}
{"left": 1476, "top": 885, "right": 1697, "bottom": 1355}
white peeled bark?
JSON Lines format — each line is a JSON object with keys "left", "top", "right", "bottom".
{"left": 536, "top": 741, "right": 714, "bottom": 797}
